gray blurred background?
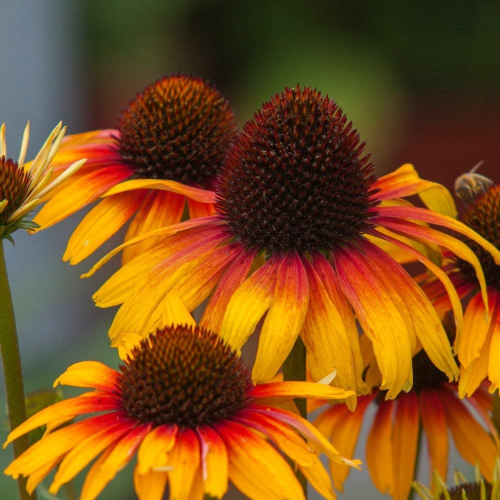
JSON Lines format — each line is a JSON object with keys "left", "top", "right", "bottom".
{"left": 2, "top": 1, "right": 500, "bottom": 498}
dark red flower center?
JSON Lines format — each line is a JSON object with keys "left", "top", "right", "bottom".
{"left": 118, "top": 325, "right": 252, "bottom": 428}
{"left": 456, "top": 184, "right": 500, "bottom": 291}
{"left": 444, "top": 481, "right": 492, "bottom": 500}
{"left": 116, "top": 75, "right": 237, "bottom": 189}
{"left": 0, "top": 156, "right": 31, "bottom": 226}
{"left": 216, "top": 85, "right": 379, "bottom": 255}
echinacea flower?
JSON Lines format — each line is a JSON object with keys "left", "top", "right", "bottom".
{"left": 421, "top": 182, "right": 500, "bottom": 397}
{"left": 0, "top": 122, "right": 84, "bottom": 242}
{"left": 413, "top": 461, "right": 500, "bottom": 500}
{"left": 84, "top": 85, "right": 500, "bottom": 401}
{"left": 4, "top": 325, "right": 360, "bottom": 500}
{"left": 313, "top": 344, "right": 499, "bottom": 500}
{"left": 33, "top": 74, "right": 237, "bottom": 264}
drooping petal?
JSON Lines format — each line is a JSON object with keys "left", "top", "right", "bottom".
{"left": 3, "top": 393, "right": 121, "bottom": 447}
{"left": 253, "top": 253, "right": 309, "bottom": 383}
{"left": 370, "top": 229, "right": 464, "bottom": 342}
{"left": 53, "top": 361, "right": 119, "bottom": 391}
{"left": 103, "top": 178, "right": 217, "bottom": 203}
{"left": 371, "top": 164, "right": 457, "bottom": 218}
{"left": 201, "top": 246, "right": 256, "bottom": 333}
{"left": 197, "top": 426, "right": 228, "bottom": 499}
{"left": 167, "top": 428, "right": 201, "bottom": 500}
{"left": 134, "top": 468, "right": 168, "bottom": 500}
{"left": 302, "top": 254, "right": 366, "bottom": 408}
{"left": 49, "top": 420, "right": 134, "bottom": 494}
{"left": 136, "top": 425, "right": 177, "bottom": 474}
{"left": 25, "top": 457, "right": 62, "bottom": 495}
{"left": 419, "top": 389, "right": 449, "bottom": 486}
{"left": 459, "top": 349, "right": 490, "bottom": 398}
{"left": 170, "top": 243, "right": 242, "bottom": 311}
{"left": 298, "top": 455, "right": 337, "bottom": 500}
{"left": 122, "top": 190, "right": 185, "bottom": 264}
{"left": 440, "top": 389, "right": 497, "bottom": 481}
{"left": 366, "top": 399, "right": 394, "bottom": 495}
{"left": 33, "top": 165, "right": 131, "bottom": 230}
{"left": 220, "top": 256, "right": 279, "bottom": 350}
{"left": 487, "top": 296, "right": 500, "bottom": 392}
{"left": 334, "top": 243, "right": 414, "bottom": 398}
{"left": 80, "top": 423, "right": 152, "bottom": 500}
{"left": 392, "top": 391, "right": 420, "bottom": 500}
{"left": 217, "top": 420, "right": 304, "bottom": 500}
{"left": 63, "top": 191, "right": 145, "bottom": 264}
{"left": 359, "top": 239, "right": 458, "bottom": 383}
{"left": 459, "top": 290, "right": 495, "bottom": 367}
{"left": 328, "top": 396, "right": 371, "bottom": 491}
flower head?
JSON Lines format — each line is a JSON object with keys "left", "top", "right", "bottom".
{"left": 421, "top": 182, "right": 500, "bottom": 396}
{"left": 314, "top": 343, "right": 499, "bottom": 500}
{"left": 0, "top": 122, "right": 84, "bottom": 242}
{"left": 33, "top": 74, "right": 237, "bottom": 264}
{"left": 4, "top": 324, "right": 359, "bottom": 500}
{"left": 84, "top": 85, "right": 500, "bottom": 402}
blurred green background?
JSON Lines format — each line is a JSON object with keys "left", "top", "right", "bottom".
{"left": 1, "top": 1, "right": 500, "bottom": 498}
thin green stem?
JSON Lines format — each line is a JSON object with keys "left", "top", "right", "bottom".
{"left": 0, "top": 241, "right": 33, "bottom": 500}
{"left": 282, "top": 336, "right": 307, "bottom": 497}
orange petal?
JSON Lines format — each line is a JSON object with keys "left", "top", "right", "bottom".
{"left": 220, "top": 256, "right": 279, "bottom": 350}
{"left": 366, "top": 398, "right": 394, "bottom": 495}
{"left": 328, "top": 396, "right": 371, "bottom": 491}
{"left": 298, "top": 454, "right": 337, "bottom": 500}
{"left": 147, "top": 466, "right": 184, "bottom": 500}
{"left": 440, "top": 389, "right": 497, "bottom": 481}
{"left": 136, "top": 425, "right": 177, "bottom": 474}
{"left": 302, "top": 255, "right": 365, "bottom": 408}
{"left": 253, "top": 253, "right": 309, "bottom": 383}
{"left": 103, "top": 178, "right": 217, "bottom": 203}
{"left": 167, "top": 428, "right": 201, "bottom": 500}
{"left": 187, "top": 198, "right": 216, "bottom": 219}
{"left": 33, "top": 165, "right": 131, "bottom": 230}
{"left": 459, "top": 290, "right": 495, "bottom": 367}
{"left": 63, "top": 191, "right": 145, "bottom": 264}
{"left": 392, "top": 391, "right": 420, "bottom": 500}
{"left": 200, "top": 247, "right": 256, "bottom": 334}
{"left": 49, "top": 420, "right": 134, "bottom": 494}
{"left": 170, "top": 243, "right": 242, "bottom": 311}
{"left": 217, "top": 420, "right": 304, "bottom": 500}
{"left": 53, "top": 361, "right": 119, "bottom": 391}
{"left": 197, "top": 426, "right": 229, "bottom": 498}
{"left": 359, "top": 239, "right": 458, "bottom": 384}
{"left": 122, "top": 190, "right": 185, "bottom": 264}
{"left": 372, "top": 163, "right": 457, "bottom": 218}
{"left": 334, "top": 244, "right": 414, "bottom": 398}
{"left": 250, "top": 381, "right": 355, "bottom": 402}
{"left": 80, "top": 423, "right": 151, "bottom": 500}
{"left": 419, "top": 389, "right": 448, "bottom": 486}
{"left": 4, "top": 393, "right": 120, "bottom": 447}
{"left": 134, "top": 467, "right": 168, "bottom": 500}
{"left": 25, "top": 457, "right": 62, "bottom": 495}
{"left": 487, "top": 296, "right": 500, "bottom": 392}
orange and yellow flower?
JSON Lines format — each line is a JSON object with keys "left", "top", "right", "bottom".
{"left": 313, "top": 346, "right": 499, "bottom": 500}
{"left": 0, "top": 122, "right": 85, "bottom": 242}
{"left": 33, "top": 74, "right": 237, "bottom": 264}
{"left": 421, "top": 183, "right": 500, "bottom": 397}
{"left": 4, "top": 325, "right": 360, "bottom": 500}
{"left": 83, "top": 86, "right": 500, "bottom": 402}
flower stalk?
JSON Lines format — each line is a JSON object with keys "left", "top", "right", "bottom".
{"left": 0, "top": 241, "right": 33, "bottom": 500}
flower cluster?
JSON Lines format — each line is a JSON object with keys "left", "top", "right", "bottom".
{"left": 2, "top": 74, "right": 500, "bottom": 499}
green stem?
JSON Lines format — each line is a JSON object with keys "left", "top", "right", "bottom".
{"left": 282, "top": 336, "right": 307, "bottom": 497}
{"left": 0, "top": 241, "right": 33, "bottom": 500}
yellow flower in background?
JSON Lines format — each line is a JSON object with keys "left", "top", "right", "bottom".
{"left": 421, "top": 183, "right": 500, "bottom": 397}
{"left": 414, "top": 461, "right": 500, "bottom": 500}
{"left": 4, "top": 325, "right": 359, "bottom": 500}
{"left": 0, "top": 122, "right": 85, "bottom": 242}
{"left": 32, "top": 74, "right": 237, "bottom": 265}
{"left": 313, "top": 344, "right": 499, "bottom": 500}
{"left": 84, "top": 85, "right": 500, "bottom": 402}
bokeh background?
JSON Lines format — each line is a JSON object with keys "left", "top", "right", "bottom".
{"left": 1, "top": 1, "right": 500, "bottom": 498}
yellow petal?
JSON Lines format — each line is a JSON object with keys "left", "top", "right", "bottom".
{"left": 197, "top": 426, "right": 228, "bottom": 498}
